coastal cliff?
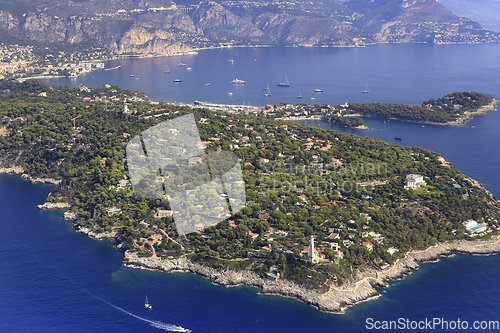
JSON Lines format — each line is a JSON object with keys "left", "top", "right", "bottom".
{"left": 123, "top": 235, "right": 500, "bottom": 313}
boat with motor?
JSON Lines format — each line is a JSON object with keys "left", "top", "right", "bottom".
{"left": 145, "top": 295, "right": 152, "bottom": 309}
{"left": 231, "top": 78, "right": 245, "bottom": 84}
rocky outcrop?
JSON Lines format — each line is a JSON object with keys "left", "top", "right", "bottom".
{"left": 117, "top": 22, "right": 194, "bottom": 55}
{"left": 37, "top": 202, "right": 71, "bottom": 210}
{"left": 0, "top": 10, "right": 19, "bottom": 33}
{"left": 0, "top": 166, "right": 24, "bottom": 174}
{"left": 76, "top": 225, "right": 118, "bottom": 240}
{"left": 63, "top": 211, "right": 79, "bottom": 221}
{"left": 21, "top": 174, "right": 61, "bottom": 185}
{"left": 191, "top": 2, "right": 262, "bottom": 40}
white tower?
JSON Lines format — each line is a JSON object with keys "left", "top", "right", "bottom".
{"left": 308, "top": 235, "right": 316, "bottom": 262}
{"left": 124, "top": 101, "right": 128, "bottom": 113}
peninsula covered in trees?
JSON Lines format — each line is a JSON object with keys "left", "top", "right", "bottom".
{"left": 1, "top": 81, "right": 500, "bottom": 311}
{"left": 270, "top": 92, "right": 497, "bottom": 128}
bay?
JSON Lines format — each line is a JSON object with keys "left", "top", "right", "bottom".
{"left": 44, "top": 43, "right": 500, "bottom": 107}
{"left": 5, "top": 43, "right": 498, "bottom": 332}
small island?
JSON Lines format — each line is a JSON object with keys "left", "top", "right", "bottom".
{"left": 1, "top": 80, "right": 500, "bottom": 313}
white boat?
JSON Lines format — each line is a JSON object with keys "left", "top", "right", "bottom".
{"left": 145, "top": 296, "right": 152, "bottom": 309}
{"left": 277, "top": 73, "right": 290, "bottom": 87}
{"left": 362, "top": 83, "right": 370, "bottom": 93}
{"left": 297, "top": 92, "right": 302, "bottom": 99}
{"left": 187, "top": 67, "right": 192, "bottom": 71}
{"left": 179, "top": 62, "right": 187, "bottom": 66}
{"left": 314, "top": 89, "right": 323, "bottom": 92}
{"left": 228, "top": 92, "right": 233, "bottom": 95}
{"left": 173, "top": 78, "right": 181, "bottom": 82}
{"left": 231, "top": 78, "right": 245, "bottom": 84}
{"left": 205, "top": 83, "right": 211, "bottom": 86}
{"left": 263, "top": 85, "right": 271, "bottom": 97}
{"left": 164, "top": 66, "right": 170, "bottom": 74}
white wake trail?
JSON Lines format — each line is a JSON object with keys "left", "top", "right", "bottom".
{"left": 55, "top": 267, "right": 191, "bottom": 332}
{"left": 97, "top": 297, "right": 189, "bottom": 332}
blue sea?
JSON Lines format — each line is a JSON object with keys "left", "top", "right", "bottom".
{"left": 2, "top": 43, "right": 499, "bottom": 332}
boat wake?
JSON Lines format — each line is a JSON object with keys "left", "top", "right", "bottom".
{"left": 96, "top": 296, "right": 189, "bottom": 332}
{"left": 53, "top": 265, "right": 191, "bottom": 332}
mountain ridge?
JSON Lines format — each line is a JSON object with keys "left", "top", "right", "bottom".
{"left": 0, "top": 0, "right": 498, "bottom": 56}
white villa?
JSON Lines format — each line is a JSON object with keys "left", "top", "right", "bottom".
{"left": 404, "top": 174, "right": 426, "bottom": 190}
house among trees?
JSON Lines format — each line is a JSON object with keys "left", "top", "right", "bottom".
{"left": 404, "top": 174, "right": 426, "bottom": 189}
{"left": 117, "top": 179, "right": 132, "bottom": 190}
{"left": 247, "top": 230, "right": 259, "bottom": 239}
{"left": 362, "top": 241, "right": 373, "bottom": 251}
{"left": 156, "top": 210, "right": 173, "bottom": 218}
{"left": 194, "top": 223, "right": 205, "bottom": 232}
{"left": 106, "top": 207, "right": 121, "bottom": 215}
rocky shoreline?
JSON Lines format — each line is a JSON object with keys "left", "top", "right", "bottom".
{"left": 75, "top": 225, "right": 118, "bottom": 241}
{"left": 422, "top": 98, "right": 499, "bottom": 127}
{"left": 0, "top": 166, "right": 62, "bottom": 185}
{"left": 20, "top": 173, "right": 61, "bottom": 185}
{"left": 123, "top": 234, "right": 500, "bottom": 313}
{"left": 0, "top": 166, "right": 24, "bottom": 174}
{"left": 37, "top": 202, "right": 71, "bottom": 210}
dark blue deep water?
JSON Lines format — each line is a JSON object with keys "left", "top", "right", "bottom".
{"left": 2, "top": 43, "right": 499, "bottom": 332}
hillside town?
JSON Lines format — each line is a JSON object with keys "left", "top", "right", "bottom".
{"left": 0, "top": 43, "right": 109, "bottom": 80}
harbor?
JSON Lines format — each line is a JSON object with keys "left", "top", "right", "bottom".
{"left": 192, "top": 100, "right": 264, "bottom": 113}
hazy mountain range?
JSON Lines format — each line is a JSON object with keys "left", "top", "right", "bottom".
{"left": 0, "top": 0, "right": 499, "bottom": 56}
{"left": 439, "top": 0, "right": 500, "bottom": 31}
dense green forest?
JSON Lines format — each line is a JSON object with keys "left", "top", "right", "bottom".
{"left": 346, "top": 92, "right": 494, "bottom": 123}
{"left": 1, "top": 81, "right": 499, "bottom": 290}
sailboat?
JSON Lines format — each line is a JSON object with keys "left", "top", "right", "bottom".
{"left": 362, "top": 83, "right": 370, "bottom": 93}
{"left": 145, "top": 295, "right": 152, "bottom": 309}
{"left": 263, "top": 85, "right": 271, "bottom": 97}
{"left": 277, "top": 73, "right": 290, "bottom": 87}
{"left": 297, "top": 92, "right": 302, "bottom": 99}
{"left": 164, "top": 66, "right": 170, "bottom": 74}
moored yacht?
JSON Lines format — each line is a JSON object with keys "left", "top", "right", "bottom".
{"left": 231, "top": 78, "right": 245, "bottom": 84}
